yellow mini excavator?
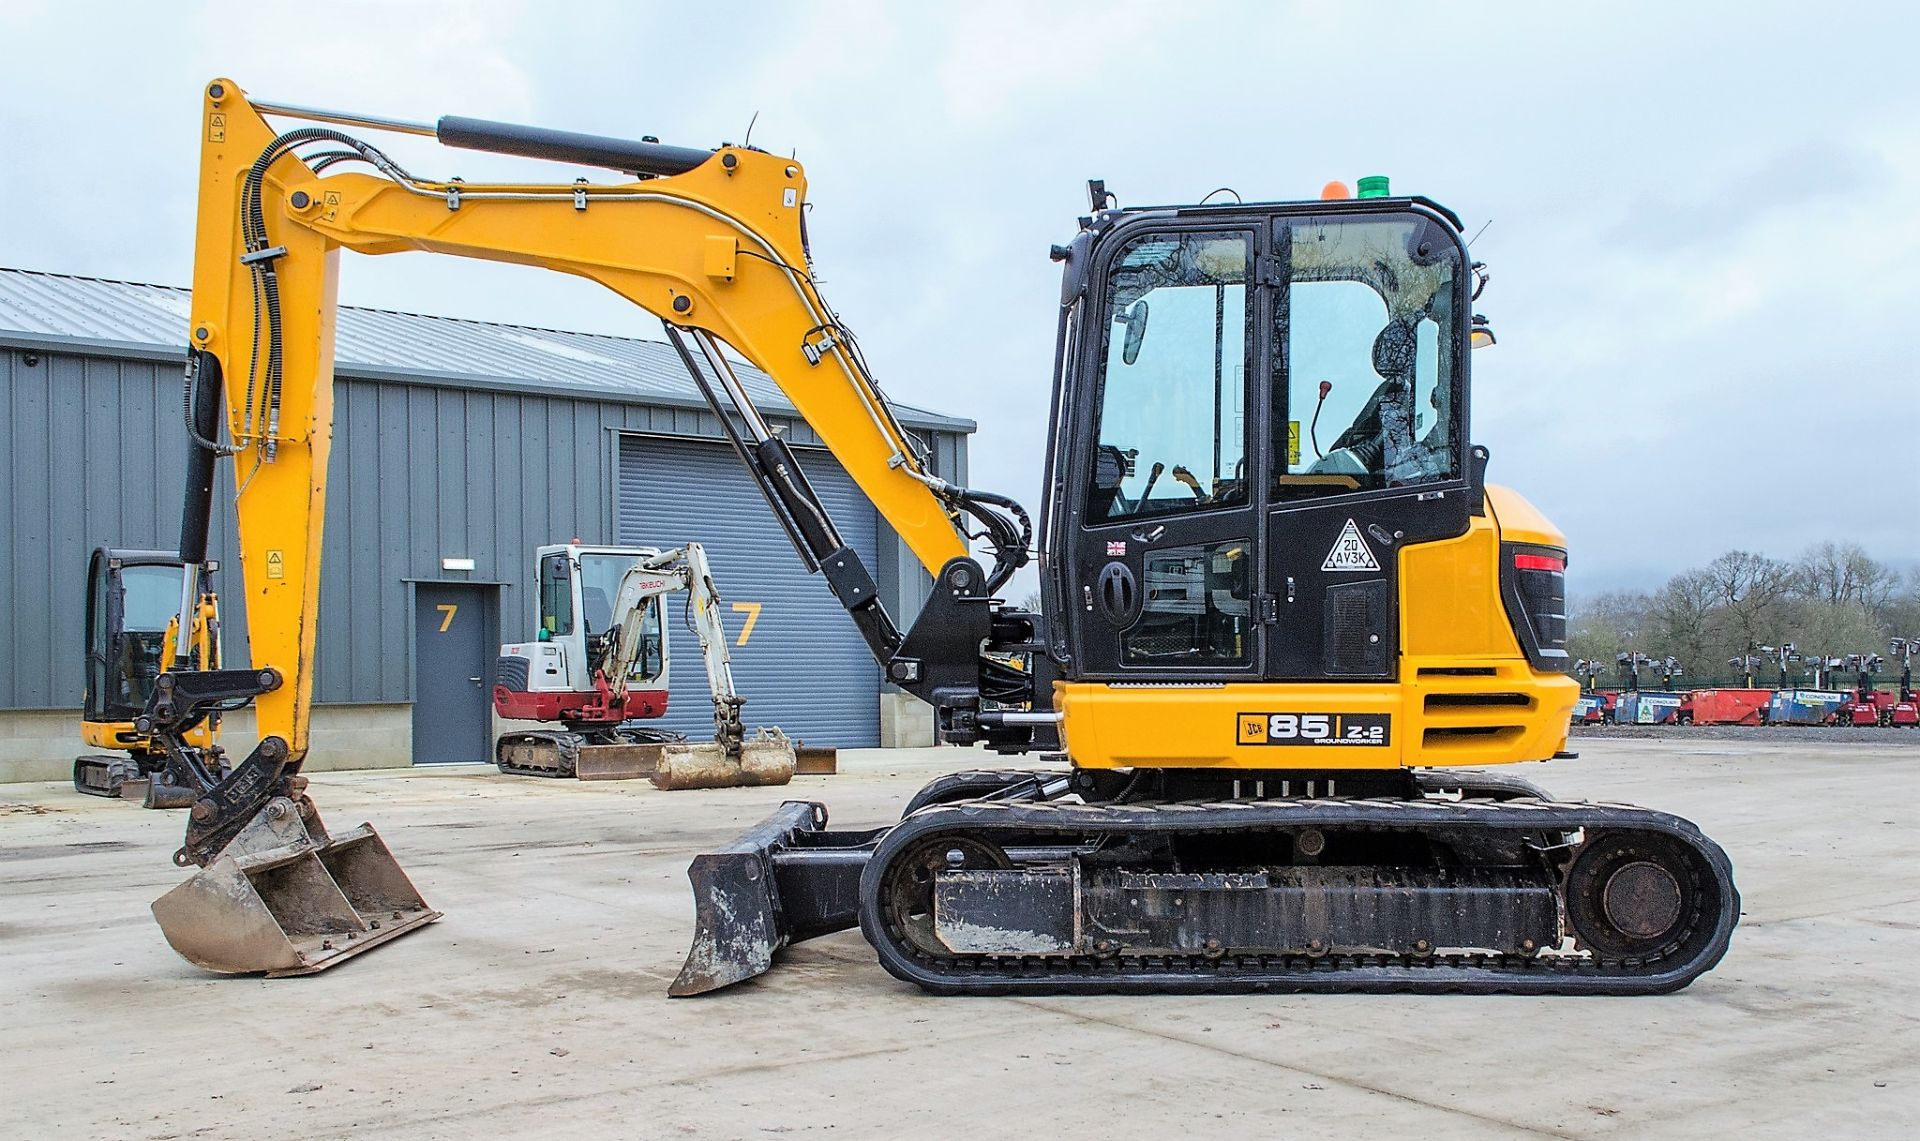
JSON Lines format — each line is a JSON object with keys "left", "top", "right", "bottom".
{"left": 149, "top": 78, "right": 1735, "bottom": 992}
{"left": 75, "top": 548, "right": 226, "bottom": 806}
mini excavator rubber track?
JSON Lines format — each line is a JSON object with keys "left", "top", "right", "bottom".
{"left": 671, "top": 770, "right": 1737, "bottom": 997}
{"left": 859, "top": 794, "right": 1737, "bottom": 996}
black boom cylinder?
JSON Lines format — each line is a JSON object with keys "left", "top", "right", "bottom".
{"left": 435, "top": 115, "right": 712, "bottom": 178}
{"left": 178, "top": 349, "right": 223, "bottom": 565}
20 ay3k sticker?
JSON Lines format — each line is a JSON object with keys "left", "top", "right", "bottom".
{"left": 1321, "top": 518, "right": 1380, "bottom": 572}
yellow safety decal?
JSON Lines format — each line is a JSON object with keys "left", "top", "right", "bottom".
{"left": 206, "top": 112, "right": 226, "bottom": 143}
{"left": 731, "top": 601, "right": 763, "bottom": 646}
{"left": 264, "top": 549, "right": 284, "bottom": 579}
{"left": 1286, "top": 421, "right": 1300, "bottom": 465}
{"left": 323, "top": 190, "right": 341, "bottom": 223}
{"left": 437, "top": 604, "right": 458, "bottom": 632}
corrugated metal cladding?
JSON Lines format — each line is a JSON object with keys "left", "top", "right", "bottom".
{"left": 0, "top": 268, "right": 975, "bottom": 430}
{"left": 618, "top": 436, "right": 880, "bottom": 747}
{"left": 0, "top": 269, "right": 973, "bottom": 745}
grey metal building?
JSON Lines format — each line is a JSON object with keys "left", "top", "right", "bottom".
{"left": 0, "top": 267, "right": 971, "bottom": 779}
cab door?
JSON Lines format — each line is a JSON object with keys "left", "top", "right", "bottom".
{"left": 1065, "top": 227, "right": 1266, "bottom": 680}
{"left": 1261, "top": 209, "right": 1474, "bottom": 680}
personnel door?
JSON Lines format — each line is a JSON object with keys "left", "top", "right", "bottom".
{"left": 1070, "top": 229, "right": 1264, "bottom": 679}
{"left": 413, "top": 582, "right": 494, "bottom": 764}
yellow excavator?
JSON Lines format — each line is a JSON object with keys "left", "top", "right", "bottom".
{"left": 75, "top": 548, "right": 226, "bottom": 805}
{"left": 147, "top": 78, "right": 1736, "bottom": 992}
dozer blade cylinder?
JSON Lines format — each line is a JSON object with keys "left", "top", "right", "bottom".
{"left": 152, "top": 823, "right": 440, "bottom": 976}
{"left": 669, "top": 801, "right": 882, "bottom": 996}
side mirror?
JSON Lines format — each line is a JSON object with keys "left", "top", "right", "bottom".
{"left": 1120, "top": 300, "right": 1150, "bottom": 365}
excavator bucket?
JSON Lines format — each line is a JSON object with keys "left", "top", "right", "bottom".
{"left": 670, "top": 800, "right": 881, "bottom": 996}
{"left": 651, "top": 729, "right": 799, "bottom": 791}
{"left": 152, "top": 822, "right": 440, "bottom": 976}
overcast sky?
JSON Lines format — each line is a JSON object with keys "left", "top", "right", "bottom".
{"left": 2, "top": 1, "right": 1915, "bottom": 594}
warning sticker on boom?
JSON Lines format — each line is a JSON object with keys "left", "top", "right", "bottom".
{"left": 1321, "top": 518, "right": 1380, "bottom": 572}
{"left": 1238, "top": 712, "right": 1391, "bottom": 746}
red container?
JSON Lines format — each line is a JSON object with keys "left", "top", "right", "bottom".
{"left": 1687, "top": 688, "right": 1772, "bottom": 726}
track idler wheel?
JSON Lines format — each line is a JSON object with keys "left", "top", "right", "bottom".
{"left": 1565, "top": 831, "right": 1705, "bottom": 960}
{"left": 877, "top": 833, "right": 1011, "bottom": 959}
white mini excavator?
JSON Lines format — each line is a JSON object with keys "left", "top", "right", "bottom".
{"left": 493, "top": 542, "right": 806, "bottom": 786}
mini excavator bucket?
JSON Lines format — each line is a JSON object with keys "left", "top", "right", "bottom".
{"left": 670, "top": 800, "right": 881, "bottom": 995}
{"left": 650, "top": 728, "right": 800, "bottom": 791}
{"left": 152, "top": 807, "right": 440, "bottom": 976}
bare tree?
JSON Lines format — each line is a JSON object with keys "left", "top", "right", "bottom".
{"left": 1566, "top": 544, "right": 1915, "bottom": 684}
{"left": 1703, "top": 550, "right": 1795, "bottom": 649}
{"left": 1797, "top": 541, "right": 1896, "bottom": 609}
{"left": 1567, "top": 589, "right": 1653, "bottom": 669}
{"left": 1648, "top": 569, "right": 1717, "bottom": 669}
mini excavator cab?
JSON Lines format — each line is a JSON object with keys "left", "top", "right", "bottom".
{"left": 75, "top": 548, "right": 224, "bottom": 802}
{"left": 1049, "top": 198, "right": 1474, "bottom": 691}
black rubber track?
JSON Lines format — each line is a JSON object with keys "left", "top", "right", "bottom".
{"left": 856, "top": 797, "right": 1737, "bottom": 996}
{"left": 901, "top": 769, "right": 1069, "bottom": 817}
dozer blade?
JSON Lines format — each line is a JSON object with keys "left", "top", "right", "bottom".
{"left": 794, "top": 745, "right": 838, "bottom": 775}
{"left": 670, "top": 800, "right": 882, "bottom": 996}
{"left": 152, "top": 823, "right": 440, "bottom": 976}
{"left": 574, "top": 741, "right": 668, "bottom": 781}
{"left": 652, "top": 729, "right": 798, "bottom": 791}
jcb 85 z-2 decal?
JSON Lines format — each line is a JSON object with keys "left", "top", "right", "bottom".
{"left": 1238, "top": 712, "right": 1391, "bottom": 746}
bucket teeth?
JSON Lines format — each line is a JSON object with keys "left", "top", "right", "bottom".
{"left": 151, "top": 823, "right": 439, "bottom": 976}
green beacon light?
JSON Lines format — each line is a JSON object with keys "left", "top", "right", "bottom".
{"left": 1355, "top": 175, "right": 1391, "bottom": 199}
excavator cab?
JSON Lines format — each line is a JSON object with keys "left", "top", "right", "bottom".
{"left": 503, "top": 545, "right": 674, "bottom": 720}
{"left": 76, "top": 548, "right": 222, "bottom": 802}
{"left": 1049, "top": 198, "right": 1483, "bottom": 697}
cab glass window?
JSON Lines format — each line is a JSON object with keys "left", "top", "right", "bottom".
{"left": 1272, "top": 215, "right": 1461, "bottom": 501}
{"left": 578, "top": 553, "right": 640, "bottom": 635}
{"left": 540, "top": 553, "right": 574, "bottom": 636}
{"left": 1121, "top": 539, "right": 1252, "bottom": 666}
{"left": 1088, "top": 232, "right": 1250, "bottom": 521}
{"left": 120, "top": 565, "right": 187, "bottom": 631}
{"left": 632, "top": 597, "right": 665, "bottom": 680}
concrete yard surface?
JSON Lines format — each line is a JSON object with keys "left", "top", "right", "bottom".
{"left": 3, "top": 738, "right": 1917, "bottom": 1139}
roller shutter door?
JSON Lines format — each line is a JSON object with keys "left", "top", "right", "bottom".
{"left": 617, "top": 434, "right": 881, "bottom": 747}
